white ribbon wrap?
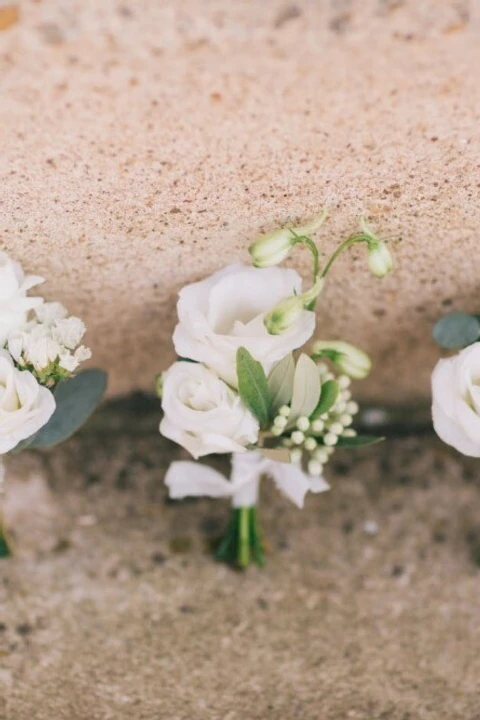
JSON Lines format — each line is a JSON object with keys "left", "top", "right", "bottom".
{"left": 165, "top": 450, "right": 330, "bottom": 509}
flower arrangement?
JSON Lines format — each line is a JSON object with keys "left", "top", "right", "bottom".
{"left": 0, "top": 252, "right": 107, "bottom": 556}
{"left": 432, "top": 312, "right": 480, "bottom": 455}
{"left": 158, "top": 215, "right": 394, "bottom": 568}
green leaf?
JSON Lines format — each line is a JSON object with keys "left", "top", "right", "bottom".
{"left": 27, "top": 369, "right": 108, "bottom": 449}
{"left": 311, "top": 380, "right": 339, "bottom": 420}
{"left": 236, "top": 348, "right": 271, "bottom": 428}
{"left": 335, "top": 434, "right": 384, "bottom": 448}
{"left": 268, "top": 354, "right": 295, "bottom": 414}
{"left": 288, "top": 354, "right": 321, "bottom": 426}
{"left": 433, "top": 313, "right": 480, "bottom": 349}
{"left": 260, "top": 447, "right": 291, "bottom": 464}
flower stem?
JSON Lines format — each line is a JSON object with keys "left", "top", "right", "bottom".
{"left": 237, "top": 506, "right": 250, "bottom": 568}
{"left": 0, "top": 459, "right": 12, "bottom": 558}
{"left": 320, "top": 234, "right": 364, "bottom": 279}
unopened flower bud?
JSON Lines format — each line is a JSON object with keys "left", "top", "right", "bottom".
{"left": 304, "top": 437, "right": 317, "bottom": 451}
{"left": 296, "top": 416, "right": 310, "bottom": 432}
{"left": 346, "top": 401, "right": 359, "bottom": 415}
{"left": 313, "top": 341, "right": 371, "bottom": 380}
{"left": 340, "top": 413, "right": 353, "bottom": 426}
{"left": 328, "top": 422, "right": 344, "bottom": 436}
{"left": 264, "top": 296, "right": 304, "bottom": 335}
{"left": 308, "top": 460, "right": 323, "bottom": 477}
{"left": 342, "top": 428, "right": 357, "bottom": 437}
{"left": 314, "top": 448, "right": 329, "bottom": 463}
{"left": 311, "top": 419, "right": 325, "bottom": 433}
{"left": 291, "top": 430, "right": 305, "bottom": 445}
{"left": 274, "top": 415, "right": 288, "bottom": 429}
{"left": 368, "top": 241, "right": 394, "bottom": 278}
{"left": 290, "top": 448, "right": 303, "bottom": 464}
{"left": 324, "top": 432, "right": 338, "bottom": 446}
{"left": 279, "top": 405, "right": 291, "bottom": 417}
{"left": 249, "top": 229, "right": 295, "bottom": 268}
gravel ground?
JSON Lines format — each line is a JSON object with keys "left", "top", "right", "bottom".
{"left": 1, "top": 421, "right": 480, "bottom": 719}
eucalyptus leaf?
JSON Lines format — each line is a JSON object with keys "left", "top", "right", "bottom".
{"left": 268, "top": 354, "right": 295, "bottom": 414}
{"left": 27, "top": 369, "right": 108, "bottom": 449}
{"left": 432, "top": 313, "right": 480, "bottom": 350}
{"left": 236, "top": 348, "right": 271, "bottom": 429}
{"left": 335, "top": 434, "right": 384, "bottom": 448}
{"left": 260, "top": 447, "right": 291, "bottom": 464}
{"left": 311, "top": 380, "right": 339, "bottom": 421}
{"left": 288, "top": 354, "right": 321, "bottom": 426}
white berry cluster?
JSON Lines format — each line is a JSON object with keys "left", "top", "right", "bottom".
{"left": 270, "top": 363, "right": 359, "bottom": 477}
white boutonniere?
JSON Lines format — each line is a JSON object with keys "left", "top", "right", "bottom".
{"left": 158, "top": 214, "right": 394, "bottom": 568}
{"left": 0, "top": 253, "right": 107, "bottom": 557}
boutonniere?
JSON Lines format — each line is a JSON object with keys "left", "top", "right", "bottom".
{"left": 0, "top": 252, "right": 107, "bottom": 556}
{"left": 432, "top": 312, "right": 480, "bottom": 456}
{"left": 158, "top": 214, "right": 393, "bottom": 568}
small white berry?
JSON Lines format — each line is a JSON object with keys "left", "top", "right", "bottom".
{"left": 296, "top": 416, "right": 310, "bottom": 432}
{"left": 340, "top": 413, "right": 353, "bottom": 427}
{"left": 274, "top": 415, "right": 288, "bottom": 429}
{"left": 290, "top": 448, "right": 302, "bottom": 464}
{"left": 279, "top": 405, "right": 291, "bottom": 417}
{"left": 308, "top": 460, "right": 323, "bottom": 477}
{"left": 335, "top": 400, "right": 347, "bottom": 414}
{"left": 272, "top": 426, "right": 283, "bottom": 436}
{"left": 324, "top": 432, "right": 338, "bottom": 446}
{"left": 328, "top": 422, "right": 344, "bottom": 436}
{"left": 325, "top": 445, "right": 335, "bottom": 455}
{"left": 314, "top": 449, "right": 329, "bottom": 463}
{"left": 342, "top": 428, "right": 357, "bottom": 437}
{"left": 338, "top": 375, "right": 351, "bottom": 389}
{"left": 346, "top": 401, "right": 359, "bottom": 415}
{"left": 291, "top": 430, "right": 305, "bottom": 445}
{"left": 311, "top": 419, "right": 325, "bottom": 433}
{"left": 304, "top": 437, "right": 317, "bottom": 451}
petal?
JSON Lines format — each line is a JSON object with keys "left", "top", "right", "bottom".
{"left": 432, "top": 401, "right": 480, "bottom": 457}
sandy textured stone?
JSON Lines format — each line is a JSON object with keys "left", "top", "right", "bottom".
{"left": 2, "top": 428, "right": 480, "bottom": 718}
{"left": 1, "top": 0, "right": 480, "bottom": 401}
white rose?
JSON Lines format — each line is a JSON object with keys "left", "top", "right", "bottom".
{"left": 160, "top": 361, "right": 259, "bottom": 459}
{"left": 432, "top": 343, "right": 480, "bottom": 457}
{"left": 0, "top": 252, "right": 44, "bottom": 345}
{"left": 0, "top": 350, "right": 55, "bottom": 453}
{"left": 172, "top": 264, "right": 316, "bottom": 387}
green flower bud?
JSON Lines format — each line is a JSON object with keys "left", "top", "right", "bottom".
{"left": 249, "top": 229, "right": 295, "bottom": 268}
{"left": 312, "top": 341, "right": 372, "bottom": 380}
{"left": 367, "top": 241, "right": 394, "bottom": 278}
{"left": 264, "top": 296, "right": 304, "bottom": 335}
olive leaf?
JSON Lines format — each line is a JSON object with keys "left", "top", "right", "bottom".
{"left": 335, "top": 435, "right": 384, "bottom": 448}
{"left": 260, "top": 447, "right": 291, "bottom": 464}
{"left": 433, "top": 313, "right": 480, "bottom": 350}
{"left": 267, "top": 354, "right": 295, "bottom": 414}
{"left": 236, "top": 347, "right": 271, "bottom": 429}
{"left": 26, "top": 369, "right": 108, "bottom": 449}
{"left": 288, "top": 354, "right": 321, "bottom": 427}
{"left": 311, "top": 380, "right": 339, "bottom": 421}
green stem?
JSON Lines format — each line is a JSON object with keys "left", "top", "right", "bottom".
{"left": 291, "top": 234, "right": 320, "bottom": 281}
{"left": 320, "top": 234, "right": 365, "bottom": 279}
{"left": 250, "top": 507, "right": 265, "bottom": 567}
{"left": 237, "top": 506, "right": 250, "bottom": 568}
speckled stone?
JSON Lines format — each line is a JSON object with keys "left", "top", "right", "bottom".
{"left": 2, "top": 429, "right": 480, "bottom": 718}
{"left": 1, "top": 0, "right": 479, "bottom": 401}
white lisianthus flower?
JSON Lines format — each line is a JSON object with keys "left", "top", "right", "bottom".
{"left": 432, "top": 343, "right": 480, "bottom": 457}
{"left": 172, "top": 264, "right": 316, "bottom": 387}
{"left": 0, "top": 253, "right": 44, "bottom": 346}
{"left": 160, "top": 361, "right": 259, "bottom": 458}
{"left": 0, "top": 350, "right": 55, "bottom": 453}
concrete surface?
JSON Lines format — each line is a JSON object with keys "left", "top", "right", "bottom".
{"left": 2, "top": 419, "right": 480, "bottom": 719}
{"left": 1, "top": 0, "right": 480, "bottom": 402}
